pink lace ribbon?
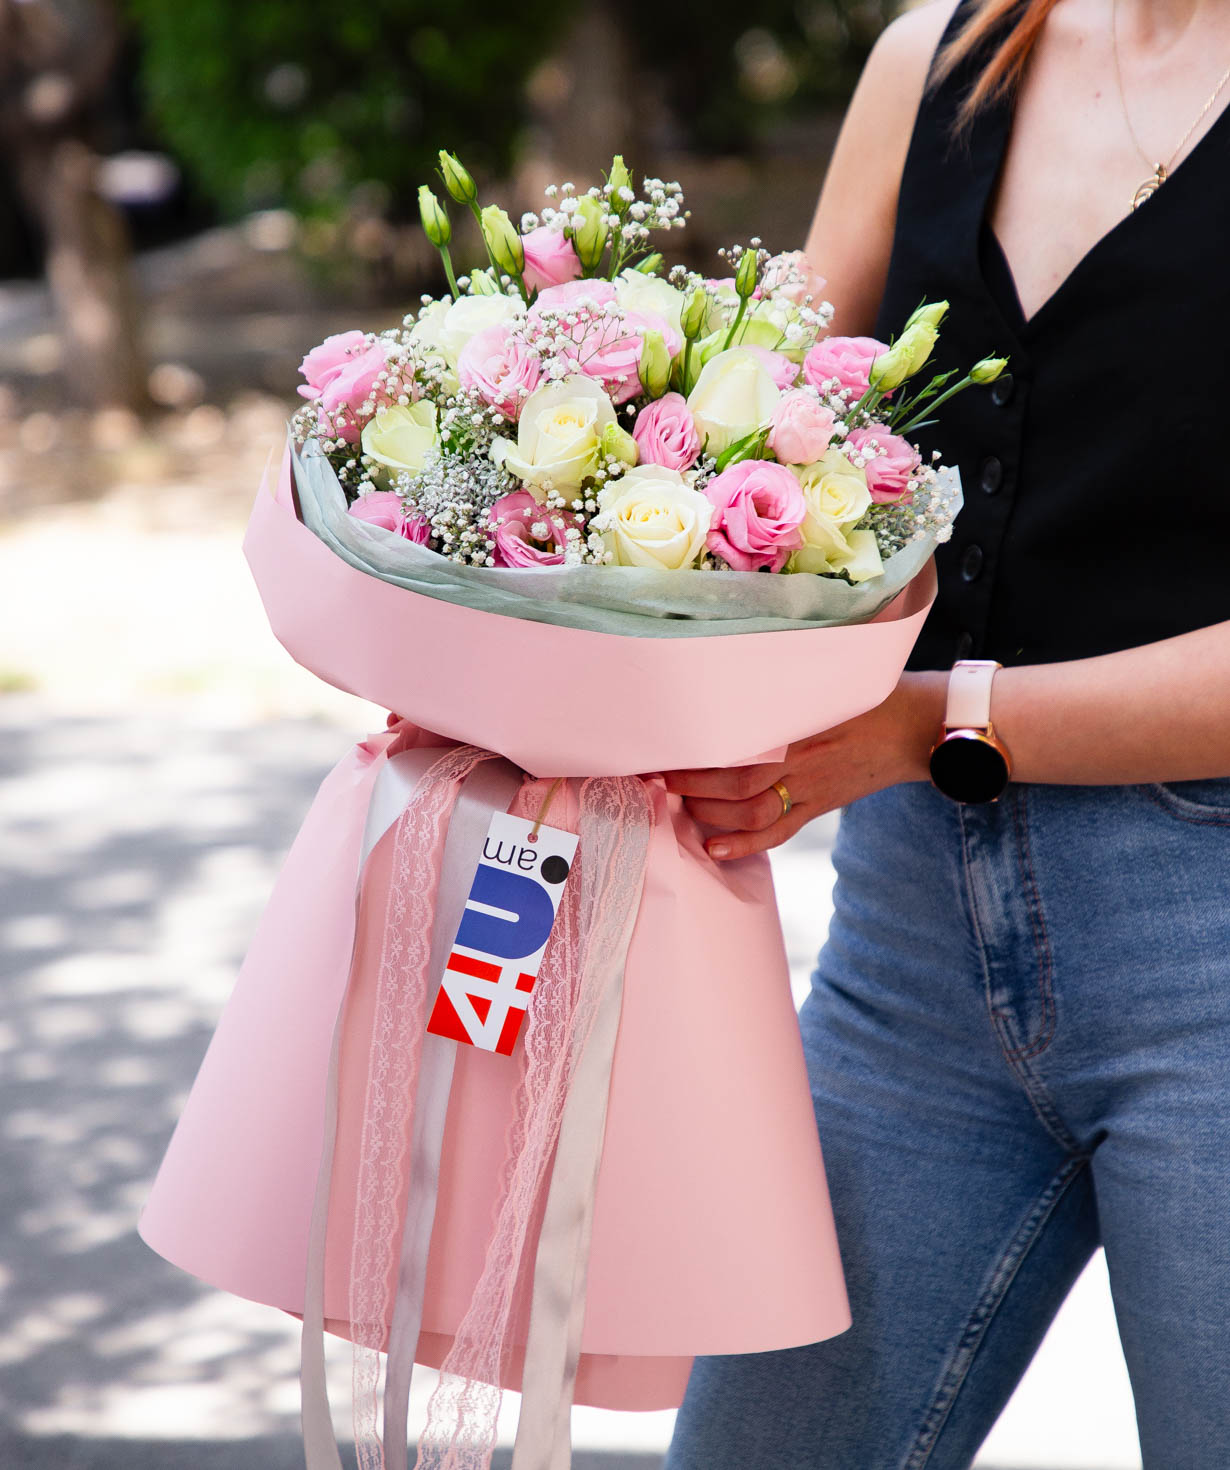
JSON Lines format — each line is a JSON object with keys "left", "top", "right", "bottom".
{"left": 301, "top": 747, "right": 654, "bottom": 1470}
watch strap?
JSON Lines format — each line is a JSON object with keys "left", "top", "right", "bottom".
{"left": 945, "top": 659, "right": 1002, "bottom": 731}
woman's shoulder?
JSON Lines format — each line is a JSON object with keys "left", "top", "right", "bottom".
{"left": 864, "top": 0, "right": 964, "bottom": 101}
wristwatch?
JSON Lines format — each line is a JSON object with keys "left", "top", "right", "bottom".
{"left": 928, "top": 660, "right": 1013, "bottom": 803}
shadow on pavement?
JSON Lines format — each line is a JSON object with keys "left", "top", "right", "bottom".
{"left": 0, "top": 1435, "right": 665, "bottom": 1469}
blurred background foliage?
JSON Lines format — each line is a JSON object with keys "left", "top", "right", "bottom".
{"left": 0, "top": 0, "right": 900, "bottom": 431}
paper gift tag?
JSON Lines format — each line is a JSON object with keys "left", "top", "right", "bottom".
{"left": 426, "top": 812, "right": 579, "bottom": 1056}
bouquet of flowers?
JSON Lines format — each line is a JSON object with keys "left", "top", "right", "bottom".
{"left": 140, "top": 151, "right": 1005, "bottom": 1470}
{"left": 290, "top": 150, "right": 1002, "bottom": 612}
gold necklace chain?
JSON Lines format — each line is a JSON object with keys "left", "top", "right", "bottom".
{"left": 1110, "top": 0, "right": 1230, "bottom": 208}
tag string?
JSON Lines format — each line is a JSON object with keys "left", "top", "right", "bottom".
{"left": 529, "top": 777, "right": 565, "bottom": 839}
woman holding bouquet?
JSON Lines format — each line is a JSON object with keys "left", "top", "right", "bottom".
{"left": 665, "top": 0, "right": 1230, "bottom": 1465}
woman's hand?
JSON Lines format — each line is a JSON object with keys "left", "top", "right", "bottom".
{"left": 663, "top": 672, "right": 947, "bottom": 861}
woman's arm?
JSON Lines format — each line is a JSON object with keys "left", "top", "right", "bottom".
{"left": 802, "top": 0, "right": 961, "bottom": 334}
{"left": 665, "top": 621, "right": 1230, "bottom": 860}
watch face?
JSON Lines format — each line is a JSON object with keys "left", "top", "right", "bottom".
{"left": 929, "top": 732, "right": 1011, "bottom": 804}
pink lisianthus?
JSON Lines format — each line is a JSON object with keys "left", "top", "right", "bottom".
{"left": 742, "top": 345, "right": 799, "bottom": 393}
{"left": 529, "top": 278, "right": 617, "bottom": 319}
{"left": 768, "top": 390, "right": 838, "bottom": 465}
{"left": 703, "top": 459, "right": 806, "bottom": 573}
{"left": 457, "top": 324, "right": 542, "bottom": 420}
{"left": 845, "top": 426, "right": 922, "bottom": 504}
{"left": 488, "top": 489, "right": 573, "bottom": 567}
{"left": 564, "top": 308, "right": 682, "bottom": 405}
{"left": 521, "top": 227, "right": 583, "bottom": 293}
{"left": 802, "top": 335, "right": 889, "bottom": 401}
{"left": 347, "top": 491, "right": 431, "bottom": 542}
{"left": 632, "top": 392, "right": 701, "bottom": 471}
{"left": 298, "top": 331, "right": 366, "bottom": 397}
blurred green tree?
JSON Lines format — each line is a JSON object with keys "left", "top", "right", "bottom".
{"left": 123, "top": 0, "right": 572, "bottom": 220}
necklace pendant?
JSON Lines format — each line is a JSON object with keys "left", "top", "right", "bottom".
{"left": 1132, "top": 163, "right": 1168, "bottom": 210}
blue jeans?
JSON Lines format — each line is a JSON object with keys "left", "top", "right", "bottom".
{"left": 666, "top": 778, "right": 1230, "bottom": 1470}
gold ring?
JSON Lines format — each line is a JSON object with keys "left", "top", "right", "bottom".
{"left": 772, "top": 780, "right": 793, "bottom": 818}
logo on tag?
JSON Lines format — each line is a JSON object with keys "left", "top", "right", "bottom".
{"left": 426, "top": 812, "right": 579, "bottom": 1056}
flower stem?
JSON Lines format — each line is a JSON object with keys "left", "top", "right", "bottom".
{"left": 896, "top": 374, "right": 973, "bottom": 435}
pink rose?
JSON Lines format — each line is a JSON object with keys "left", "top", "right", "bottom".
{"left": 703, "top": 459, "right": 806, "bottom": 573}
{"left": 521, "top": 227, "right": 583, "bottom": 294}
{"left": 845, "top": 426, "right": 921, "bottom": 504}
{"left": 298, "top": 331, "right": 389, "bottom": 442}
{"left": 457, "top": 324, "right": 541, "bottom": 420}
{"left": 488, "top": 489, "right": 572, "bottom": 568}
{"left": 768, "top": 390, "right": 838, "bottom": 465}
{"left": 632, "top": 392, "right": 701, "bottom": 471}
{"left": 347, "top": 491, "right": 430, "bottom": 542}
{"left": 802, "top": 335, "right": 889, "bottom": 401}
{"left": 742, "top": 345, "right": 799, "bottom": 392}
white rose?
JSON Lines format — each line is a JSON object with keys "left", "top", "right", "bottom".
{"left": 788, "top": 450, "right": 880, "bottom": 578}
{"left": 791, "top": 449, "right": 872, "bottom": 527}
{"left": 407, "top": 297, "right": 450, "bottom": 354}
{"left": 834, "top": 528, "right": 883, "bottom": 583}
{"left": 360, "top": 402, "right": 439, "bottom": 481}
{"left": 614, "top": 268, "right": 686, "bottom": 337}
{"left": 593, "top": 464, "right": 713, "bottom": 570}
{"left": 490, "top": 375, "right": 616, "bottom": 496}
{"left": 438, "top": 293, "right": 524, "bottom": 366}
{"left": 686, "top": 348, "right": 780, "bottom": 457}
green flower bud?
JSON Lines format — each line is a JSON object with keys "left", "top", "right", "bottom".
{"left": 467, "top": 267, "right": 500, "bottom": 295}
{"left": 638, "top": 328, "right": 672, "bottom": 398}
{"left": 480, "top": 204, "right": 525, "bottom": 277}
{"left": 438, "top": 150, "right": 477, "bottom": 205}
{"left": 969, "top": 354, "right": 1009, "bottom": 385}
{"left": 868, "top": 341, "right": 913, "bottom": 393}
{"left": 417, "top": 186, "right": 451, "bottom": 248}
{"left": 608, "top": 154, "right": 633, "bottom": 213}
{"left": 600, "top": 420, "right": 640, "bottom": 466}
{"left": 634, "top": 252, "right": 664, "bottom": 275}
{"left": 897, "top": 320, "right": 938, "bottom": 375}
{"left": 734, "top": 248, "right": 759, "bottom": 300}
{"left": 904, "top": 299, "right": 949, "bottom": 332}
{"left": 680, "top": 287, "right": 709, "bottom": 341}
{"left": 570, "top": 194, "right": 610, "bottom": 272}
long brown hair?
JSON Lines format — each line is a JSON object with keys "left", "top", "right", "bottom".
{"left": 931, "top": 0, "right": 1061, "bottom": 128}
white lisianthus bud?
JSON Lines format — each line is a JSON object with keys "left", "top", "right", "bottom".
{"left": 467, "top": 267, "right": 500, "bottom": 296}
{"left": 607, "top": 154, "right": 633, "bottom": 211}
{"left": 970, "top": 355, "right": 1010, "bottom": 384}
{"left": 438, "top": 150, "right": 477, "bottom": 205}
{"left": 418, "top": 186, "right": 450, "bottom": 247}
{"left": 600, "top": 420, "right": 639, "bottom": 466}
{"left": 681, "top": 287, "right": 708, "bottom": 341}
{"left": 570, "top": 195, "right": 610, "bottom": 271}
{"left": 480, "top": 204, "right": 525, "bottom": 277}
{"left": 735, "top": 248, "right": 759, "bottom": 300}
{"left": 903, "top": 299, "right": 949, "bottom": 332}
{"left": 638, "top": 328, "right": 672, "bottom": 398}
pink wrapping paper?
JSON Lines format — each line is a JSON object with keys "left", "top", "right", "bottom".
{"left": 244, "top": 453, "right": 935, "bottom": 777}
{"left": 140, "top": 456, "right": 938, "bottom": 1412}
{"left": 139, "top": 737, "right": 851, "bottom": 1408}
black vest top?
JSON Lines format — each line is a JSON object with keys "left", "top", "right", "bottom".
{"left": 876, "top": 0, "right": 1230, "bottom": 671}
